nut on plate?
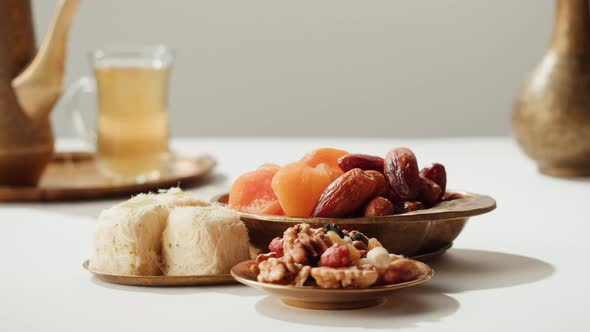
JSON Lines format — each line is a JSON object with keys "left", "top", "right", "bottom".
{"left": 311, "top": 266, "right": 379, "bottom": 289}
{"left": 251, "top": 223, "right": 423, "bottom": 289}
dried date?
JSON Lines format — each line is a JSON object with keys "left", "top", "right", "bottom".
{"left": 312, "top": 169, "right": 377, "bottom": 218}
{"left": 385, "top": 187, "right": 403, "bottom": 203}
{"left": 417, "top": 176, "right": 442, "bottom": 207}
{"left": 395, "top": 201, "right": 425, "bottom": 214}
{"left": 365, "top": 170, "right": 388, "bottom": 197}
{"left": 420, "top": 163, "right": 447, "bottom": 198}
{"left": 363, "top": 197, "right": 395, "bottom": 217}
{"left": 366, "top": 170, "right": 402, "bottom": 203}
{"left": 384, "top": 148, "right": 420, "bottom": 200}
{"left": 442, "top": 192, "right": 463, "bottom": 201}
{"left": 338, "top": 154, "right": 385, "bottom": 172}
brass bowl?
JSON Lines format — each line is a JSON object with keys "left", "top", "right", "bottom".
{"left": 215, "top": 192, "right": 496, "bottom": 257}
{"left": 231, "top": 259, "right": 434, "bottom": 310}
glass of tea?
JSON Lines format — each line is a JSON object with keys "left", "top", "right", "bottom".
{"left": 63, "top": 45, "right": 173, "bottom": 182}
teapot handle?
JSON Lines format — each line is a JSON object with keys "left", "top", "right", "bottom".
{"left": 62, "top": 76, "right": 97, "bottom": 147}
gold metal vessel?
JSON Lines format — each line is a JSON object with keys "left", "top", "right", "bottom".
{"left": 231, "top": 259, "right": 434, "bottom": 310}
{"left": 83, "top": 260, "right": 237, "bottom": 286}
{"left": 513, "top": 0, "right": 590, "bottom": 177}
{"left": 216, "top": 192, "right": 496, "bottom": 257}
{"left": 0, "top": 0, "right": 79, "bottom": 185}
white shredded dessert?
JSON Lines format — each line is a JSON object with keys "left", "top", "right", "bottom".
{"left": 162, "top": 205, "right": 250, "bottom": 275}
{"left": 89, "top": 188, "right": 206, "bottom": 276}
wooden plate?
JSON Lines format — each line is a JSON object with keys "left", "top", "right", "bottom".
{"left": 216, "top": 191, "right": 495, "bottom": 223}
{"left": 83, "top": 260, "right": 237, "bottom": 286}
{"left": 0, "top": 152, "right": 216, "bottom": 202}
{"left": 215, "top": 192, "right": 495, "bottom": 257}
{"left": 231, "top": 259, "right": 434, "bottom": 310}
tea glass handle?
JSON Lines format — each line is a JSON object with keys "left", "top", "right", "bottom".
{"left": 62, "top": 76, "right": 97, "bottom": 147}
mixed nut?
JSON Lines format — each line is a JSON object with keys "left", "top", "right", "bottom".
{"left": 251, "top": 223, "right": 424, "bottom": 288}
{"left": 229, "top": 146, "right": 461, "bottom": 218}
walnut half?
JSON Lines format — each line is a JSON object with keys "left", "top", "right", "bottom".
{"left": 257, "top": 258, "right": 287, "bottom": 283}
{"left": 310, "top": 266, "right": 378, "bottom": 289}
{"left": 381, "top": 258, "right": 420, "bottom": 284}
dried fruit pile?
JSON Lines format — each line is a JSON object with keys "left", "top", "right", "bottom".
{"left": 229, "top": 147, "right": 460, "bottom": 218}
{"left": 251, "top": 223, "right": 424, "bottom": 288}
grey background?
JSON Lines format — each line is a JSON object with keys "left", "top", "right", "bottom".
{"left": 32, "top": 0, "right": 553, "bottom": 138}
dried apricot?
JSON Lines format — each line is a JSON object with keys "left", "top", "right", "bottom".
{"left": 301, "top": 148, "right": 349, "bottom": 167}
{"left": 315, "top": 162, "right": 343, "bottom": 181}
{"left": 259, "top": 163, "right": 281, "bottom": 173}
{"left": 228, "top": 166, "right": 283, "bottom": 215}
{"left": 300, "top": 148, "right": 348, "bottom": 176}
{"left": 271, "top": 162, "right": 334, "bottom": 217}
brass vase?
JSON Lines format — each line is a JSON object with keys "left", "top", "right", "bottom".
{"left": 513, "top": 0, "right": 590, "bottom": 177}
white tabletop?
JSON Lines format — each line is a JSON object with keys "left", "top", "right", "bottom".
{"left": 1, "top": 137, "right": 588, "bottom": 332}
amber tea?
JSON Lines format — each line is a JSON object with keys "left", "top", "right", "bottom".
{"left": 64, "top": 45, "right": 174, "bottom": 181}
{"left": 95, "top": 63, "right": 170, "bottom": 179}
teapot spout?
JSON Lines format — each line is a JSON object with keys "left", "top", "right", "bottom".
{"left": 11, "top": 0, "right": 79, "bottom": 122}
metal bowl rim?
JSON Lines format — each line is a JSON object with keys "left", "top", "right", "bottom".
{"left": 213, "top": 191, "right": 496, "bottom": 224}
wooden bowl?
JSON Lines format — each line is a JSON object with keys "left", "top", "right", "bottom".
{"left": 231, "top": 259, "right": 434, "bottom": 310}
{"left": 215, "top": 192, "right": 496, "bottom": 257}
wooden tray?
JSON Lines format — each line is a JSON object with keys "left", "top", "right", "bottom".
{"left": 0, "top": 152, "right": 216, "bottom": 202}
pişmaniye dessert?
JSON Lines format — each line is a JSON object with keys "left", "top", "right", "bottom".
{"left": 90, "top": 188, "right": 249, "bottom": 276}
{"left": 162, "top": 205, "right": 249, "bottom": 275}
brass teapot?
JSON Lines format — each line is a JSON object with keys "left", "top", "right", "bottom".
{"left": 0, "top": 0, "right": 79, "bottom": 186}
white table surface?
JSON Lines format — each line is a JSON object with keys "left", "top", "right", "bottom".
{"left": 1, "top": 137, "right": 588, "bottom": 332}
